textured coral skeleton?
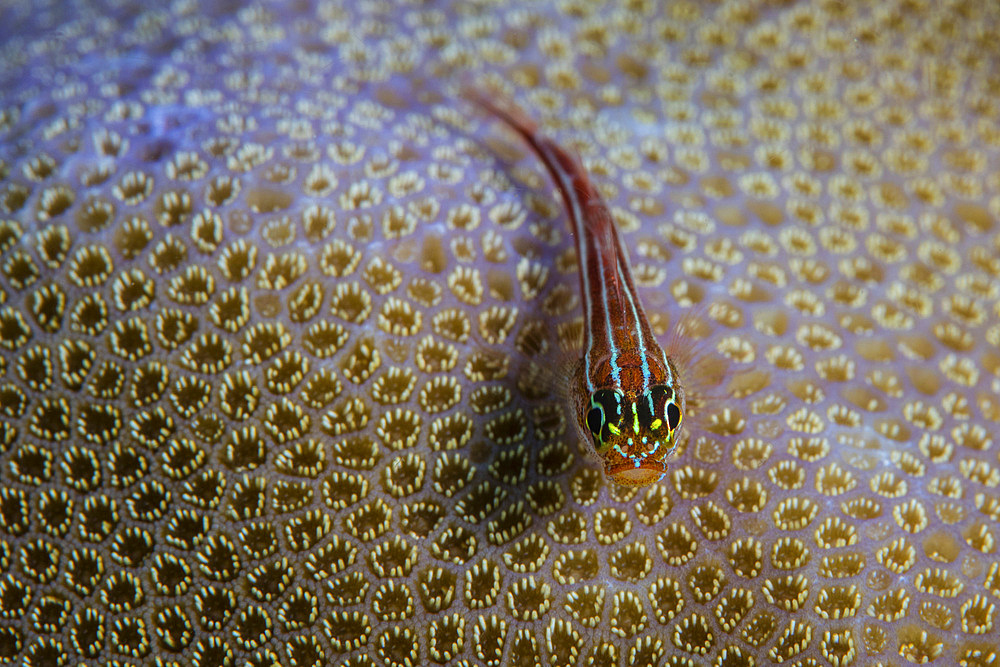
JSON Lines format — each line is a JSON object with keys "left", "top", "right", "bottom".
{"left": 1, "top": 1, "right": 1000, "bottom": 666}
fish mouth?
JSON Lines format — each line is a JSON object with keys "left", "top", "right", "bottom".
{"left": 607, "top": 459, "right": 667, "bottom": 487}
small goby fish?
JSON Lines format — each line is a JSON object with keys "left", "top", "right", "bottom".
{"left": 471, "top": 93, "right": 685, "bottom": 486}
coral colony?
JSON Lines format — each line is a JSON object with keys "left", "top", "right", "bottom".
{"left": 1, "top": 1, "right": 999, "bottom": 666}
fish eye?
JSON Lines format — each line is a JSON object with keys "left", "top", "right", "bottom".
{"left": 667, "top": 401, "right": 681, "bottom": 430}
{"left": 586, "top": 388, "right": 624, "bottom": 448}
{"left": 637, "top": 384, "right": 682, "bottom": 432}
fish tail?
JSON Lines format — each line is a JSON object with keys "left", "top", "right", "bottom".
{"left": 462, "top": 86, "right": 540, "bottom": 146}
{"left": 463, "top": 87, "right": 588, "bottom": 203}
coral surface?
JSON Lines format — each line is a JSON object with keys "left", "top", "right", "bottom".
{"left": 1, "top": 0, "right": 1000, "bottom": 665}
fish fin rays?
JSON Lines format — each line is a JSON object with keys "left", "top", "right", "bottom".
{"left": 662, "top": 306, "right": 731, "bottom": 416}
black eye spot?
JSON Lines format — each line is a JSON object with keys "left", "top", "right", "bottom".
{"left": 586, "top": 406, "right": 603, "bottom": 437}
{"left": 587, "top": 389, "right": 623, "bottom": 444}
{"left": 666, "top": 402, "right": 681, "bottom": 430}
{"left": 593, "top": 390, "right": 623, "bottom": 423}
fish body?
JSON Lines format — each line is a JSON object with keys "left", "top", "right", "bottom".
{"left": 472, "top": 95, "right": 684, "bottom": 486}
